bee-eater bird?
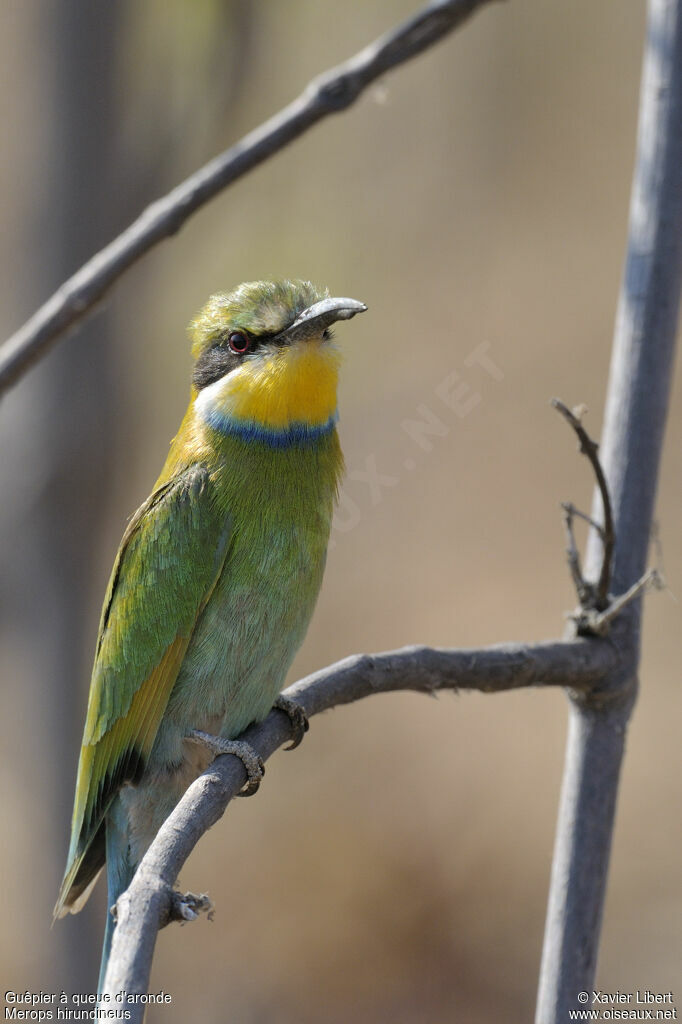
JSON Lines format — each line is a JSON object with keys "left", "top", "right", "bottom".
{"left": 54, "top": 279, "right": 366, "bottom": 988}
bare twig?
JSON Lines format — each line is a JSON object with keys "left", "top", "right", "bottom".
{"left": 0, "top": 0, "right": 497, "bottom": 398}
{"left": 582, "top": 569, "right": 663, "bottom": 636}
{"left": 559, "top": 487, "right": 659, "bottom": 637}
{"left": 562, "top": 502, "right": 605, "bottom": 541}
{"left": 566, "top": 567, "right": 662, "bottom": 636}
{"left": 537, "top": 2, "right": 682, "bottom": 1020}
{"left": 102, "top": 637, "right": 619, "bottom": 1018}
{"left": 551, "top": 399, "right": 615, "bottom": 609}
{"left": 560, "top": 503, "right": 590, "bottom": 605}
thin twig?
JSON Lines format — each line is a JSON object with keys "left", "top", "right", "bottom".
{"left": 560, "top": 503, "right": 589, "bottom": 604}
{"left": 585, "top": 569, "right": 663, "bottom": 635}
{"left": 102, "top": 637, "right": 619, "bottom": 1018}
{"left": 560, "top": 497, "right": 660, "bottom": 637}
{"left": 562, "top": 502, "right": 605, "bottom": 540}
{"left": 566, "top": 567, "right": 662, "bottom": 635}
{"left": 0, "top": 0, "right": 498, "bottom": 398}
{"left": 551, "top": 399, "right": 615, "bottom": 608}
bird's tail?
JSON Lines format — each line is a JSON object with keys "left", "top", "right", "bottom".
{"left": 98, "top": 811, "right": 134, "bottom": 995}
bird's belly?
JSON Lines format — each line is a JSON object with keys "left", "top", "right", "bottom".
{"left": 120, "top": 524, "right": 327, "bottom": 861}
{"left": 153, "top": 519, "right": 327, "bottom": 763}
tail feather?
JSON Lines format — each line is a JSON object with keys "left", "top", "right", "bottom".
{"left": 98, "top": 812, "right": 134, "bottom": 994}
{"left": 54, "top": 824, "right": 106, "bottom": 921}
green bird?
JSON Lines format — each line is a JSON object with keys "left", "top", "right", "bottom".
{"left": 54, "top": 279, "right": 366, "bottom": 987}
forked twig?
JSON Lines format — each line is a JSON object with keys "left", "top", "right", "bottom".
{"left": 553, "top": 399, "right": 663, "bottom": 635}
{"left": 552, "top": 399, "right": 615, "bottom": 609}
{"left": 586, "top": 569, "right": 664, "bottom": 635}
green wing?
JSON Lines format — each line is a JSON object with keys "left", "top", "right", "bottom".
{"left": 55, "top": 465, "right": 231, "bottom": 917}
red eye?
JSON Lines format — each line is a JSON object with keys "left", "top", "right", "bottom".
{"left": 228, "top": 331, "right": 250, "bottom": 354}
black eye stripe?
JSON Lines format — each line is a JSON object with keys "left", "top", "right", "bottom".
{"left": 192, "top": 326, "right": 290, "bottom": 391}
{"left": 192, "top": 345, "right": 241, "bottom": 390}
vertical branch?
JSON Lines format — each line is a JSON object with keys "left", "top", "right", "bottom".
{"left": 0, "top": 1, "right": 124, "bottom": 992}
{"left": 536, "top": 1, "right": 682, "bottom": 1020}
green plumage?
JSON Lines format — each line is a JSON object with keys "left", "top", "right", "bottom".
{"left": 57, "top": 424, "right": 342, "bottom": 917}
{"left": 55, "top": 281, "right": 361, "bottom": 937}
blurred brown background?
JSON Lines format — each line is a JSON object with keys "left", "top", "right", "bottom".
{"left": 1, "top": 2, "right": 679, "bottom": 1021}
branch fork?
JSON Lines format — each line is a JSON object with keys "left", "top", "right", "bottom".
{"left": 552, "top": 398, "right": 660, "bottom": 637}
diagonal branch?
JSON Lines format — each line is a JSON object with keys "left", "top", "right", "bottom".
{"left": 0, "top": 0, "right": 498, "bottom": 398}
{"left": 101, "top": 637, "right": 619, "bottom": 1019}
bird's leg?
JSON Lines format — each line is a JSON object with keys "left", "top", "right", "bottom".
{"left": 188, "top": 730, "right": 265, "bottom": 796}
{"left": 273, "top": 694, "right": 309, "bottom": 750}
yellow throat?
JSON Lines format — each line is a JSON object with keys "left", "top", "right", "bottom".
{"left": 194, "top": 338, "right": 341, "bottom": 440}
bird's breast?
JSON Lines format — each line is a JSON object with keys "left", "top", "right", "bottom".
{"left": 152, "top": 434, "right": 341, "bottom": 763}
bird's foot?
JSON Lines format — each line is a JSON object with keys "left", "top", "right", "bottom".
{"left": 273, "top": 694, "right": 309, "bottom": 750}
{"left": 188, "top": 730, "right": 265, "bottom": 796}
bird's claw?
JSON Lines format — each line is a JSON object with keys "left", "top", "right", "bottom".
{"left": 273, "top": 694, "right": 309, "bottom": 750}
{"left": 188, "top": 730, "right": 265, "bottom": 796}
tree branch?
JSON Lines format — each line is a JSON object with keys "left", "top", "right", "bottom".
{"left": 0, "top": 0, "right": 497, "bottom": 398}
{"left": 101, "top": 637, "right": 620, "bottom": 1018}
{"left": 536, "top": 2, "right": 682, "bottom": 1020}
{"left": 551, "top": 399, "right": 615, "bottom": 609}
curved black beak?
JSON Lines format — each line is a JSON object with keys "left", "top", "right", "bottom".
{"left": 274, "top": 297, "right": 367, "bottom": 345}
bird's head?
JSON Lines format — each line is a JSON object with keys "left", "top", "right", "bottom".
{"left": 188, "top": 280, "right": 366, "bottom": 446}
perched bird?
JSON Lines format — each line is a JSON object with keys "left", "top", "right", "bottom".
{"left": 54, "top": 279, "right": 366, "bottom": 987}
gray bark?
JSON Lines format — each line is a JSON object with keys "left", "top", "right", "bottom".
{"left": 536, "top": 1, "right": 682, "bottom": 1019}
{"left": 102, "top": 637, "right": 620, "bottom": 1020}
